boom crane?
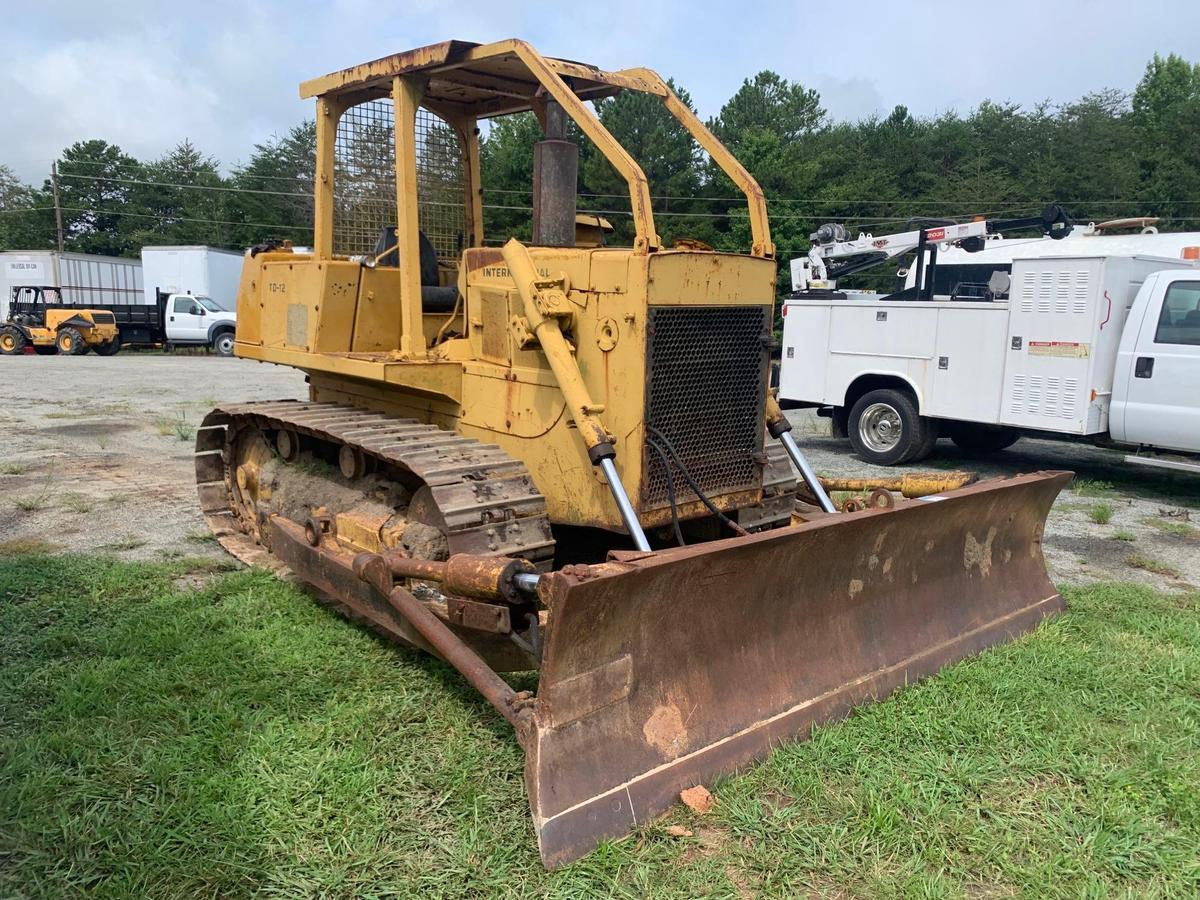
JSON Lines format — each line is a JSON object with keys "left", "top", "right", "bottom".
{"left": 792, "top": 205, "right": 1073, "bottom": 298}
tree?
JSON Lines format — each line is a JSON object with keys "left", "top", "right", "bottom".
{"left": 226, "top": 122, "right": 316, "bottom": 249}
{"left": 129, "top": 141, "right": 227, "bottom": 248}
{"left": 583, "top": 78, "right": 703, "bottom": 245}
{"left": 1131, "top": 53, "right": 1200, "bottom": 228}
{"left": 49, "top": 140, "right": 143, "bottom": 256}
{"left": 479, "top": 112, "right": 543, "bottom": 241}
{"left": 712, "top": 71, "right": 825, "bottom": 147}
{"left": 0, "top": 164, "right": 53, "bottom": 250}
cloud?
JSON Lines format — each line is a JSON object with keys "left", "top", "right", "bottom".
{"left": 1, "top": 0, "right": 1198, "bottom": 184}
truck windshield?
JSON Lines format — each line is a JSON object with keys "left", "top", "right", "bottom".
{"left": 194, "top": 297, "right": 225, "bottom": 312}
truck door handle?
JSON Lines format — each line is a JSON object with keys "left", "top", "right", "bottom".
{"left": 169, "top": 316, "right": 175, "bottom": 321}
{"left": 1135, "top": 356, "right": 1154, "bottom": 378}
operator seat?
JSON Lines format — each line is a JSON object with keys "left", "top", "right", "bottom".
{"left": 373, "top": 227, "right": 459, "bottom": 313}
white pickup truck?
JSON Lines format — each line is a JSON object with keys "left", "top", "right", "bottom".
{"left": 779, "top": 251, "right": 1200, "bottom": 473}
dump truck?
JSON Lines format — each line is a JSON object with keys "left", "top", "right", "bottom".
{"left": 195, "top": 39, "right": 1071, "bottom": 867}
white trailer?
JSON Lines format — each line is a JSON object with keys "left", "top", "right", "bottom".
{"left": 780, "top": 243, "right": 1200, "bottom": 472}
{"left": 0, "top": 250, "right": 142, "bottom": 320}
{"left": 140, "top": 245, "right": 244, "bottom": 310}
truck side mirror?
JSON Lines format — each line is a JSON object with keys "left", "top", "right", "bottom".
{"left": 192, "top": 306, "right": 205, "bottom": 316}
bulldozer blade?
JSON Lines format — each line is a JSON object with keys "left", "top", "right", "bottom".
{"left": 526, "top": 470, "right": 1071, "bottom": 868}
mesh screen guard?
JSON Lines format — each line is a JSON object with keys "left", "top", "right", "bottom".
{"left": 333, "top": 102, "right": 466, "bottom": 260}
{"left": 641, "top": 306, "right": 770, "bottom": 509}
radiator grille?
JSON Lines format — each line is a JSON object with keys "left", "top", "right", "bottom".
{"left": 642, "top": 306, "right": 769, "bottom": 508}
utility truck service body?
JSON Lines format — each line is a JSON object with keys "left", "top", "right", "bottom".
{"left": 781, "top": 226, "right": 1200, "bottom": 471}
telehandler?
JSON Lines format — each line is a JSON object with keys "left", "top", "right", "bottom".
{"left": 0, "top": 286, "right": 121, "bottom": 355}
{"left": 195, "top": 39, "right": 1070, "bottom": 867}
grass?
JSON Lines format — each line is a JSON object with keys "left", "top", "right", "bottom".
{"left": 1143, "top": 516, "right": 1197, "bottom": 539}
{"left": 14, "top": 466, "right": 55, "bottom": 512}
{"left": 1113, "top": 529, "right": 1137, "bottom": 542}
{"left": 184, "top": 529, "right": 218, "bottom": 545}
{"left": 1088, "top": 501, "right": 1115, "bottom": 525}
{"left": 1072, "top": 478, "right": 1115, "bottom": 498}
{"left": 0, "top": 538, "right": 57, "bottom": 557}
{"left": 2, "top": 557, "right": 1199, "bottom": 898}
{"left": 60, "top": 493, "right": 93, "bottom": 514}
{"left": 0, "top": 462, "right": 29, "bottom": 476}
{"left": 152, "top": 412, "right": 195, "bottom": 442}
{"left": 1126, "top": 554, "right": 1183, "bottom": 578}
{"left": 99, "top": 536, "right": 148, "bottom": 552}
{"left": 296, "top": 455, "right": 337, "bottom": 478}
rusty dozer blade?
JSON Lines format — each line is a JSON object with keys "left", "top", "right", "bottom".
{"left": 526, "top": 470, "right": 1071, "bottom": 867}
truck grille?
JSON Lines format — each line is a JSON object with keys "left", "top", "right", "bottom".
{"left": 642, "top": 306, "right": 769, "bottom": 509}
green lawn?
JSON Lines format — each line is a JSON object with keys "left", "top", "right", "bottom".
{"left": 2, "top": 554, "right": 1198, "bottom": 898}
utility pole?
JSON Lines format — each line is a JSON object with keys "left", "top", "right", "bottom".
{"left": 51, "top": 161, "right": 65, "bottom": 252}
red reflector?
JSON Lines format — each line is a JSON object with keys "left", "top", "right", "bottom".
{"left": 782, "top": 305, "right": 788, "bottom": 316}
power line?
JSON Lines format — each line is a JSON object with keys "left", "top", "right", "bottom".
{"left": 58, "top": 172, "right": 311, "bottom": 199}
{"left": 48, "top": 156, "right": 314, "bottom": 186}
{"left": 56, "top": 205, "right": 312, "bottom": 232}
{"left": 45, "top": 165, "right": 1200, "bottom": 210}
{"left": 47, "top": 171, "right": 1045, "bottom": 225}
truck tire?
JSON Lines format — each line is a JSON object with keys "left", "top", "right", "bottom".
{"left": 0, "top": 326, "right": 26, "bottom": 355}
{"left": 95, "top": 335, "right": 122, "bottom": 356}
{"left": 847, "top": 388, "right": 927, "bottom": 466}
{"left": 56, "top": 327, "right": 86, "bottom": 355}
{"left": 948, "top": 423, "right": 1020, "bottom": 454}
{"left": 213, "top": 331, "right": 235, "bottom": 357}
{"left": 908, "top": 418, "right": 941, "bottom": 462}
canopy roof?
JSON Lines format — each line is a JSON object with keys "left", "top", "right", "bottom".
{"left": 299, "top": 39, "right": 665, "bottom": 118}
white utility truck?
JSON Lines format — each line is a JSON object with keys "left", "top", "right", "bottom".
{"left": 779, "top": 212, "right": 1200, "bottom": 472}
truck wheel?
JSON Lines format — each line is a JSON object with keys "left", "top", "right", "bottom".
{"left": 847, "top": 388, "right": 926, "bottom": 466}
{"left": 213, "top": 332, "right": 235, "bottom": 357}
{"left": 948, "top": 423, "right": 1020, "bottom": 454}
{"left": 908, "top": 418, "right": 941, "bottom": 462}
{"left": 95, "top": 335, "right": 122, "bottom": 356}
{"left": 56, "top": 327, "right": 85, "bottom": 355}
{"left": 0, "top": 326, "right": 26, "bottom": 355}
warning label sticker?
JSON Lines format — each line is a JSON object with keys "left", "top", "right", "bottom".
{"left": 1028, "top": 341, "right": 1090, "bottom": 358}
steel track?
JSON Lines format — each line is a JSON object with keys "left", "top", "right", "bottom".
{"left": 194, "top": 400, "right": 556, "bottom": 570}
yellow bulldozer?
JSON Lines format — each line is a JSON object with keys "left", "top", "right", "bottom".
{"left": 0, "top": 286, "right": 121, "bottom": 355}
{"left": 195, "top": 39, "right": 1070, "bottom": 867}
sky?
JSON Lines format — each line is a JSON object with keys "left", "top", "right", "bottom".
{"left": 2, "top": 0, "right": 1199, "bottom": 184}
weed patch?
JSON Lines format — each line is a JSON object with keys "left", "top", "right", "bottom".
{"left": 1088, "top": 501, "right": 1114, "bottom": 525}
{"left": 1126, "top": 554, "right": 1182, "bottom": 578}
{"left": 0, "top": 538, "right": 57, "bottom": 556}
{"left": 1072, "top": 478, "right": 1115, "bottom": 498}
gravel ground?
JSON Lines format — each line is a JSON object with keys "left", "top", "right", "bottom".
{"left": 0, "top": 355, "right": 306, "bottom": 560}
{"left": 1, "top": 355, "right": 1197, "bottom": 591}
{"left": 785, "top": 408, "right": 1200, "bottom": 591}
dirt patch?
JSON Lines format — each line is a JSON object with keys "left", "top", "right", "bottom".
{"left": 42, "top": 422, "right": 139, "bottom": 437}
{"left": 0, "top": 356, "right": 307, "bottom": 560}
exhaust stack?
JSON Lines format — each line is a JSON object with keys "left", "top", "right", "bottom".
{"left": 533, "top": 101, "right": 577, "bottom": 247}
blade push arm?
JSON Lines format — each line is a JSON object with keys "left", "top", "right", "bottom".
{"left": 501, "top": 239, "right": 652, "bottom": 551}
